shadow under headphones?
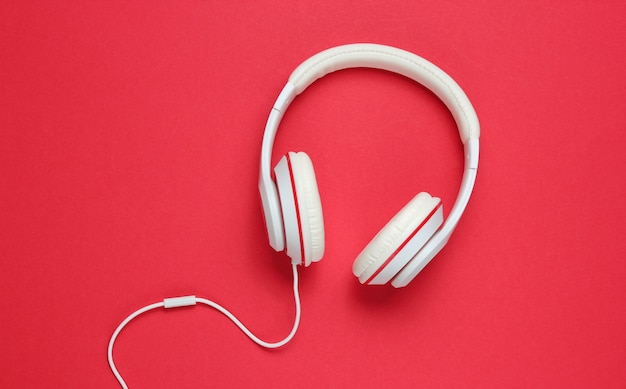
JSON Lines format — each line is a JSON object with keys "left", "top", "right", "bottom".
{"left": 259, "top": 43, "right": 480, "bottom": 288}
{"left": 108, "top": 43, "right": 479, "bottom": 388}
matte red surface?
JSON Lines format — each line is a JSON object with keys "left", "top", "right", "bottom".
{"left": 2, "top": 2, "right": 625, "bottom": 388}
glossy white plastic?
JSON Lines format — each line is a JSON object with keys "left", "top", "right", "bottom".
{"left": 259, "top": 43, "right": 480, "bottom": 286}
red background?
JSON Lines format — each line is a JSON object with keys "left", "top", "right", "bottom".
{"left": 2, "top": 1, "right": 625, "bottom": 388}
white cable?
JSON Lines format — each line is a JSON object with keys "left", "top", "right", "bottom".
{"left": 107, "top": 302, "right": 164, "bottom": 389}
{"left": 107, "top": 264, "right": 301, "bottom": 388}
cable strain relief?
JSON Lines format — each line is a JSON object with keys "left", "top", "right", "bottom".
{"left": 163, "top": 295, "right": 197, "bottom": 308}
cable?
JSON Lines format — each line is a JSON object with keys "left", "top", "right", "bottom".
{"left": 107, "top": 264, "right": 301, "bottom": 388}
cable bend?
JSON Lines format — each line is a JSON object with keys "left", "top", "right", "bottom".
{"left": 107, "top": 264, "right": 301, "bottom": 388}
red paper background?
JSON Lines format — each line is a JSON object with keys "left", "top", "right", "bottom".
{"left": 2, "top": 2, "right": 625, "bottom": 388}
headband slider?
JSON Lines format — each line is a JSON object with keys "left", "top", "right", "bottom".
{"left": 273, "top": 82, "right": 297, "bottom": 113}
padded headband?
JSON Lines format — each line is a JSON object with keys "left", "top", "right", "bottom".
{"left": 259, "top": 44, "right": 479, "bottom": 285}
{"left": 288, "top": 44, "right": 479, "bottom": 143}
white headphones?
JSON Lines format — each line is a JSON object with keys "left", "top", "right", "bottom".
{"left": 109, "top": 44, "right": 480, "bottom": 388}
{"left": 260, "top": 43, "right": 480, "bottom": 287}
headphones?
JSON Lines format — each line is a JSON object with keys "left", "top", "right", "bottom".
{"left": 109, "top": 43, "right": 480, "bottom": 388}
{"left": 259, "top": 43, "right": 480, "bottom": 287}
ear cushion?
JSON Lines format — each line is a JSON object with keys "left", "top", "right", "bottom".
{"left": 288, "top": 152, "right": 325, "bottom": 265}
{"left": 352, "top": 192, "right": 441, "bottom": 284}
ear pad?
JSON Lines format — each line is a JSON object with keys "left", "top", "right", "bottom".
{"left": 274, "top": 152, "right": 325, "bottom": 266}
{"left": 353, "top": 192, "right": 443, "bottom": 285}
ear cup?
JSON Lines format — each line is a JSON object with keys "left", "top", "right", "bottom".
{"left": 274, "top": 152, "right": 325, "bottom": 266}
{"left": 290, "top": 152, "right": 325, "bottom": 263}
{"left": 352, "top": 192, "right": 443, "bottom": 285}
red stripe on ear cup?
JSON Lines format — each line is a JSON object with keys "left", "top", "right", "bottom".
{"left": 286, "top": 154, "right": 306, "bottom": 266}
{"left": 364, "top": 201, "right": 442, "bottom": 285}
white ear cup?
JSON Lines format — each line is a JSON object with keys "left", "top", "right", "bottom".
{"left": 290, "top": 152, "right": 325, "bottom": 263}
{"left": 352, "top": 192, "right": 443, "bottom": 284}
{"left": 274, "top": 152, "right": 325, "bottom": 266}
